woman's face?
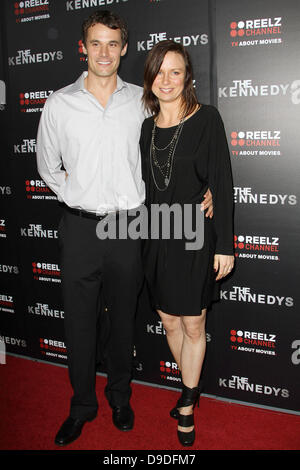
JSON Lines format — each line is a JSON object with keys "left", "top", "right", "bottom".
{"left": 151, "top": 51, "right": 186, "bottom": 107}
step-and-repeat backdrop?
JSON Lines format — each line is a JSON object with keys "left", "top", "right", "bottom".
{"left": 1, "top": 0, "right": 299, "bottom": 413}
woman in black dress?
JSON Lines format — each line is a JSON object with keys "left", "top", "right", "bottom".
{"left": 140, "top": 40, "right": 234, "bottom": 446}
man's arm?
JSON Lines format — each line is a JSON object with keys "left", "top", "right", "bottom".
{"left": 36, "top": 98, "right": 66, "bottom": 201}
{"left": 201, "top": 188, "right": 214, "bottom": 218}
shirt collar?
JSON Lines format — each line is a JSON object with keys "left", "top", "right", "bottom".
{"left": 71, "top": 71, "right": 127, "bottom": 94}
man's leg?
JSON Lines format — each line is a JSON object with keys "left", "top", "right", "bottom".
{"left": 59, "top": 210, "right": 104, "bottom": 421}
{"left": 103, "top": 233, "right": 143, "bottom": 411}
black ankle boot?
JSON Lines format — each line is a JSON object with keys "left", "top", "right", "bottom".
{"left": 170, "top": 380, "right": 202, "bottom": 420}
{"left": 174, "top": 383, "right": 200, "bottom": 447}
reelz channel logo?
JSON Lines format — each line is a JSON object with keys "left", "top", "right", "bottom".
{"left": 25, "top": 179, "right": 57, "bottom": 201}
{"left": 230, "top": 17, "right": 282, "bottom": 47}
{"left": 40, "top": 337, "right": 67, "bottom": 360}
{"left": 19, "top": 90, "right": 52, "bottom": 113}
{"left": 0, "top": 294, "right": 14, "bottom": 313}
{"left": 78, "top": 40, "right": 86, "bottom": 62}
{"left": 230, "top": 129, "right": 281, "bottom": 158}
{"left": 230, "top": 329, "right": 277, "bottom": 356}
{"left": 234, "top": 234, "right": 280, "bottom": 261}
{"left": 14, "top": 1, "right": 50, "bottom": 23}
{"left": 160, "top": 360, "right": 181, "bottom": 383}
{"left": 32, "top": 261, "right": 61, "bottom": 283}
{"left": 0, "top": 219, "right": 6, "bottom": 238}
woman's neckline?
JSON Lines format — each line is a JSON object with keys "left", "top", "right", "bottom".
{"left": 154, "top": 104, "right": 203, "bottom": 129}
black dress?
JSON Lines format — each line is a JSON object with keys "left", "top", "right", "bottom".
{"left": 139, "top": 104, "right": 234, "bottom": 316}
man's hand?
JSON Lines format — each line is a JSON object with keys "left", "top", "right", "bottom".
{"left": 201, "top": 188, "right": 213, "bottom": 218}
{"left": 214, "top": 254, "right": 234, "bottom": 281}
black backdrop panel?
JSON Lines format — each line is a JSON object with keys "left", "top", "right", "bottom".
{"left": 214, "top": 0, "right": 300, "bottom": 412}
{"left": 1, "top": 0, "right": 299, "bottom": 413}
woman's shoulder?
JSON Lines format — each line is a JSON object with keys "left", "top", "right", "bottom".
{"left": 197, "top": 104, "right": 225, "bottom": 130}
{"left": 141, "top": 115, "right": 155, "bottom": 135}
{"left": 199, "top": 103, "right": 221, "bottom": 118}
{"left": 142, "top": 115, "right": 155, "bottom": 126}
{"left": 183, "top": 104, "right": 221, "bottom": 130}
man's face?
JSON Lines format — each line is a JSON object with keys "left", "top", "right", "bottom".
{"left": 83, "top": 23, "right": 127, "bottom": 79}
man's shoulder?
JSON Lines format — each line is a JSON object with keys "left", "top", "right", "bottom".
{"left": 124, "top": 81, "right": 143, "bottom": 98}
{"left": 47, "top": 81, "right": 77, "bottom": 103}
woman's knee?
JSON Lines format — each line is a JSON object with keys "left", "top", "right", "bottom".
{"left": 181, "top": 312, "right": 206, "bottom": 341}
{"left": 157, "top": 309, "right": 181, "bottom": 335}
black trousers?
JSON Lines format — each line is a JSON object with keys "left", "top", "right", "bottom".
{"left": 58, "top": 208, "right": 143, "bottom": 420}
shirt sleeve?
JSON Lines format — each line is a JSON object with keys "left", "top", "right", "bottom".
{"left": 36, "top": 96, "right": 66, "bottom": 201}
{"left": 208, "top": 107, "right": 234, "bottom": 255}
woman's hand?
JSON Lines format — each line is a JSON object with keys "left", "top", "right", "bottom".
{"left": 214, "top": 254, "right": 234, "bottom": 281}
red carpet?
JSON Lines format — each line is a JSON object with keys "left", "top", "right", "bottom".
{"left": 0, "top": 355, "right": 299, "bottom": 451}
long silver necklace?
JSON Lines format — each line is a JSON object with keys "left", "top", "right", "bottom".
{"left": 150, "top": 117, "right": 185, "bottom": 191}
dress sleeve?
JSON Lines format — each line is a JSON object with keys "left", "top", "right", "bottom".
{"left": 139, "top": 120, "right": 150, "bottom": 205}
{"left": 208, "top": 107, "right": 234, "bottom": 255}
{"left": 139, "top": 121, "right": 146, "bottom": 182}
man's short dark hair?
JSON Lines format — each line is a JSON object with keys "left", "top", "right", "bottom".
{"left": 81, "top": 10, "right": 128, "bottom": 47}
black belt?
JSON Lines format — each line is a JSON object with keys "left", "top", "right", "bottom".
{"left": 63, "top": 204, "right": 119, "bottom": 221}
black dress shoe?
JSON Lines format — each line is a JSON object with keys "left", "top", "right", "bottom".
{"left": 54, "top": 415, "right": 96, "bottom": 446}
{"left": 112, "top": 405, "right": 134, "bottom": 431}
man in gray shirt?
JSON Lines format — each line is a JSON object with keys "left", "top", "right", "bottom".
{"left": 37, "top": 10, "right": 213, "bottom": 446}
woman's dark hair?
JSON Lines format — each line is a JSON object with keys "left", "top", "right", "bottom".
{"left": 81, "top": 10, "right": 128, "bottom": 48}
{"left": 142, "top": 40, "right": 198, "bottom": 118}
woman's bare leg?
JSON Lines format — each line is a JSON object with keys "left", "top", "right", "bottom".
{"left": 178, "top": 309, "right": 207, "bottom": 432}
{"left": 157, "top": 309, "right": 183, "bottom": 370}
{"left": 157, "top": 308, "right": 207, "bottom": 433}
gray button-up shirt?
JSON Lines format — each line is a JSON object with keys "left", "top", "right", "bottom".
{"left": 36, "top": 71, "right": 147, "bottom": 214}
